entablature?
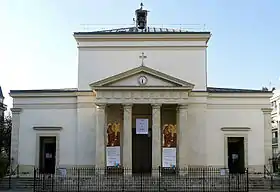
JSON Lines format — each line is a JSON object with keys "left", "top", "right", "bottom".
{"left": 94, "top": 89, "right": 189, "bottom": 104}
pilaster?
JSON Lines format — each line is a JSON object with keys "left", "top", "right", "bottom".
{"left": 122, "top": 104, "right": 132, "bottom": 170}
{"left": 261, "top": 108, "right": 273, "bottom": 169}
{"left": 95, "top": 104, "right": 106, "bottom": 168}
{"left": 10, "top": 108, "right": 22, "bottom": 168}
{"left": 151, "top": 104, "right": 161, "bottom": 172}
{"left": 177, "top": 104, "right": 188, "bottom": 168}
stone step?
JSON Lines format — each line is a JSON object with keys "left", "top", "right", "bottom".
{"left": 0, "top": 177, "right": 33, "bottom": 190}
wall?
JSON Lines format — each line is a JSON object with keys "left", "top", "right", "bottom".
{"left": 78, "top": 46, "right": 206, "bottom": 91}
{"left": 13, "top": 95, "right": 78, "bottom": 173}
{"left": 206, "top": 109, "right": 263, "bottom": 166}
{"left": 12, "top": 90, "right": 271, "bottom": 173}
{"left": 204, "top": 95, "right": 270, "bottom": 172}
{"left": 76, "top": 94, "right": 96, "bottom": 166}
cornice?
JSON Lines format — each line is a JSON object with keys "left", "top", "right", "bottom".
{"left": 93, "top": 86, "right": 192, "bottom": 91}
{"left": 261, "top": 108, "right": 273, "bottom": 114}
{"left": 10, "top": 90, "right": 94, "bottom": 98}
{"left": 78, "top": 46, "right": 207, "bottom": 49}
{"left": 14, "top": 103, "right": 77, "bottom": 110}
{"left": 74, "top": 33, "right": 211, "bottom": 42}
{"left": 11, "top": 108, "right": 22, "bottom": 114}
{"left": 208, "top": 92, "right": 272, "bottom": 98}
{"left": 208, "top": 104, "right": 271, "bottom": 110}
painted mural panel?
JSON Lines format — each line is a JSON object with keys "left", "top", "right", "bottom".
{"left": 162, "top": 124, "right": 177, "bottom": 168}
{"left": 106, "top": 122, "right": 121, "bottom": 167}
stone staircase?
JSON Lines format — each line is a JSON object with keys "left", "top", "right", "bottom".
{"left": 0, "top": 177, "right": 33, "bottom": 191}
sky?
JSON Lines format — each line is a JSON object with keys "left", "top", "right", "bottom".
{"left": 1, "top": 0, "right": 280, "bottom": 108}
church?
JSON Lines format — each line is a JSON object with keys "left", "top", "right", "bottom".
{"left": 10, "top": 5, "right": 272, "bottom": 175}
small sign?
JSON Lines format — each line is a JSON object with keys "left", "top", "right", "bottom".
{"left": 162, "top": 148, "right": 176, "bottom": 168}
{"left": 106, "top": 146, "right": 121, "bottom": 167}
{"left": 45, "top": 153, "right": 52, "bottom": 158}
{"left": 136, "top": 118, "right": 149, "bottom": 134}
{"left": 59, "top": 168, "right": 67, "bottom": 178}
{"left": 220, "top": 169, "right": 226, "bottom": 176}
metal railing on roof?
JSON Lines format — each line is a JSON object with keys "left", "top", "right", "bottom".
{"left": 77, "top": 23, "right": 209, "bottom": 33}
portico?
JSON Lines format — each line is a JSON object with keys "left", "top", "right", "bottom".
{"left": 94, "top": 102, "right": 189, "bottom": 172}
{"left": 91, "top": 65, "right": 193, "bottom": 172}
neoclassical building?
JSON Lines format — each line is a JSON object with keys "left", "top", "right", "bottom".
{"left": 10, "top": 6, "right": 272, "bottom": 175}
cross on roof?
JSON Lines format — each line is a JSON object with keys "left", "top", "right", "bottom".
{"left": 139, "top": 52, "right": 147, "bottom": 66}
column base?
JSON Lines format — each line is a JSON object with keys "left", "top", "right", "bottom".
{"left": 152, "top": 168, "right": 161, "bottom": 177}
{"left": 124, "top": 168, "right": 132, "bottom": 176}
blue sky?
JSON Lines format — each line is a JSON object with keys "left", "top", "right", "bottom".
{"left": 1, "top": 0, "right": 280, "bottom": 108}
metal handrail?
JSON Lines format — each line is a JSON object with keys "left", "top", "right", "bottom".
{"left": 7, "top": 164, "right": 19, "bottom": 177}
{"left": 264, "top": 165, "right": 274, "bottom": 190}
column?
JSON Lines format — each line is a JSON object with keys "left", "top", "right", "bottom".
{"left": 177, "top": 104, "right": 188, "bottom": 168}
{"left": 122, "top": 104, "right": 132, "bottom": 170}
{"left": 152, "top": 104, "right": 161, "bottom": 170}
{"left": 95, "top": 104, "right": 106, "bottom": 168}
{"left": 10, "top": 108, "right": 22, "bottom": 169}
{"left": 262, "top": 108, "right": 273, "bottom": 170}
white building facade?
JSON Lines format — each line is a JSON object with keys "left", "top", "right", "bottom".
{"left": 271, "top": 89, "right": 280, "bottom": 159}
{"left": 10, "top": 8, "right": 273, "bottom": 175}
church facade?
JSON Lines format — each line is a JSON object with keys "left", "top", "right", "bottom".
{"left": 10, "top": 7, "right": 273, "bottom": 175}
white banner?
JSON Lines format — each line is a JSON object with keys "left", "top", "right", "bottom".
{"left": 136, "top": 118, "right": 149, "bottom": 134}
{"left": 162, "top": 147, "right": 176, "bottom": 168}
{"left": 106, "top": 146, "right": 121, "bottom": 167}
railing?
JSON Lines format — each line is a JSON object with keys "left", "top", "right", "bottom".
{"left": 34, "top": 166, "right": 249, "bottom": 192}
{"left": 78, "top": 23, "right": 208, "bottom": 33}
{"left": 0, "top": 163, "right": 15, "bottom": 190}
{"left": 264, "top": 165, "right": 274, "bottom": 189}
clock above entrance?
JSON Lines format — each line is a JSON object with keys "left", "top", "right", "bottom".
{"left": 90, "top": 65, "right": 195, "bottom": 91}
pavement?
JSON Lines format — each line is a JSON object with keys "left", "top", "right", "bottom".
{"left": 1, "top": 191, "right": 280, "bottom": 192}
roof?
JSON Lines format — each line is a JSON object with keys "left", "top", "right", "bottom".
{"left": 74, "top": 27, "right": 211, "bottom": 35}
{"left": 207, "top": 87, "right": 272, "bottom": 93}
{"left": 10, "top": 87, "right": 272, "bottom": 94}
{"left": 0, "top": 86, "right": 3, "bottom": 98}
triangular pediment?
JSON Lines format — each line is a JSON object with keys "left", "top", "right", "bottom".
{"left": 90, "top": 66, "right": 194, "bottom": 90}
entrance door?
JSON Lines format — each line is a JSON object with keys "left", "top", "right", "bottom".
{"left": 228, "top": 137, "right": 245, "bottom": 174}
{"left": 39, "top": 137, "right": 56, "bottom": 174}
{"left": 132, "top": 128, "right": 152, "bottom": 174}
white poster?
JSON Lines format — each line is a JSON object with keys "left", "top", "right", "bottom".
{"left": 106, "top": 146, "right": 121, "bottom": 167}
{"left": 58, "top": 168, "right": 67, "bottom": 178}
{"left": 162, "top": 148, "right": 176, "bottom": 168}
{"left": 220, "top": 169, "right": 226, "bottom": 176}
{"left": 136, "top": 118, "right": 149, "bottom": 134}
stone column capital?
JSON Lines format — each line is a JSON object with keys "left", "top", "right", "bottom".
{"left": 261, "top": 108, "right": 272, "bottom": 114}
{"left": 95, "top": 103, "right": 106, "bottom": 110}
{"left": 11, "top": 108, "right": 22, "bottom": 114}
{"left": 177, "top": 104, "right": 188, "bottom": 110}
{"left": 151, "top": 103, "right": 162, "bottom": 109}
{"left": 123, "top": 103, "right": 133, "bottom": 109}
